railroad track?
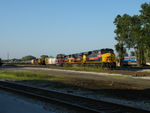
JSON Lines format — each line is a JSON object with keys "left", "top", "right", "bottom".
{"left": 0, "top": 80, "right": 149, "bottom": 113}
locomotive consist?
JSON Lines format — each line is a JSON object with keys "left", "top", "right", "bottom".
{"left": 31, "top": 57, "right": 56, "bottom": 65}
{"left": 57, "top": 48, "right": 116, "bottom": 68}
{"left": 31, "top": 48, "right": 116, "bottom": 68}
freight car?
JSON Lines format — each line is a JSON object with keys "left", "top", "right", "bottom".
{"left": 31, "top": 58, "right": 45, "bottom": 65}
{"left": 31, "top": 57, "right": 56, "bottom": 65}
{"left": 45, "top": 57, "right": 56, "bottom": 65}
{"left": 56, "top": 48, "right": 116, "bottom": 68}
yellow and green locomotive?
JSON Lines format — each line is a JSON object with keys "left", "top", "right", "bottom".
{"left": 57, "top": 48, "right": 116, "bottom": 68}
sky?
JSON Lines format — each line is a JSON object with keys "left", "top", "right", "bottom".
{"left": 0, "top": 0, "right": 149, "bottom": 59}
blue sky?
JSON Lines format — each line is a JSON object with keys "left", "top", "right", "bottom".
{"left": 0, "top": 0, "right": 149, "bottom": 59}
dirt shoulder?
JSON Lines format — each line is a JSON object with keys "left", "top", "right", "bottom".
{"left": 3, "top": 64, "right": 150, "bottom": 77}
{"left": 1, "top": 66, "right": 150, "bottom": 89}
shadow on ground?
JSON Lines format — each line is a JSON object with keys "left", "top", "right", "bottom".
{"left": 16, "top": 80, "right": 150, "bottom": 102}
{"left": 116, "top": 66, "right": 150, "bottom": 71}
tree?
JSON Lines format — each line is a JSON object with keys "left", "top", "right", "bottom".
{"left": 114, "top": 14, "right": 131, "bottom": 66}
{"left": 40, "top": 55, "right": 49, "bottom": 60}
{"left": 130, "top": 51, "right": 136, "bottom": 56}
{"left": 129, "top": 15, "right": 145, "bottom": 66}
{"left": 128, "top": 3, "right": 150, "bottom": 66}
{"left": 114, "top": 2, "right": 150, "bottom": 66}
{"left": 56, "top": 54, "right": 66, "bottom": 58}
{"left": 0, "top": 58, "right": 2, "bottom": 66}
{"left": 21, "top": 55, "right": 36, "bottom": 61}
{"left": 140, "top": 3, "right": 150, "bottom": 64}
{"left": 115, "top": 43, "right": 128, "bottom": 57}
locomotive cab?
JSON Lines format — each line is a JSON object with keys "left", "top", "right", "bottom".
{"left": 101, "top": 48, "right": 116, "bottom": 67}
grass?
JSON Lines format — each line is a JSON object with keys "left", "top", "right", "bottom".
{"left": 65, "top": 65, "right": 105, "bottom": 71}
{"left": 0, "top": 71, "right": 111, "bottom": 89}
{"left": 0, "top": 72, "right": 64, "bottom": 81}
{"left": 64, "top": 65, "right": 150, "bottom": 77}
{"left": 0, "top": 71, "right": 144, "bottom": 90}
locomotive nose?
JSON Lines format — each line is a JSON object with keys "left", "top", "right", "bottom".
{"left": 106, "top": 56, "right": 113, "bottom": 62}
{"left": 102, "top": 53, "right": 115, "bottom": 63}
{"left": 106, "top": 53, "right": 112, "bottom": 62}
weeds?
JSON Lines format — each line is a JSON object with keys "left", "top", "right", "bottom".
{"left": 65, "top": 65, "right": 105, "bottom": 71}
{"left": 0, "top": 72, "right": 63, "bottom": 81}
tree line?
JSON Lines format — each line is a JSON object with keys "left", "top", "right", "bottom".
{"left": 21, "top": 55, "right": 52, "bottom": 61}
{"left": 114, "top": 2, "right": 150, "bottom": 66}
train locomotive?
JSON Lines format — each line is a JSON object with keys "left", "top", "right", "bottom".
{"left": 57, "top": 48, "right": 116, "bottom": 68}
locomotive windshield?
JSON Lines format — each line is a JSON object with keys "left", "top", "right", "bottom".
{"left": 101, "top": 49, "right": 114, "bottom": 54}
